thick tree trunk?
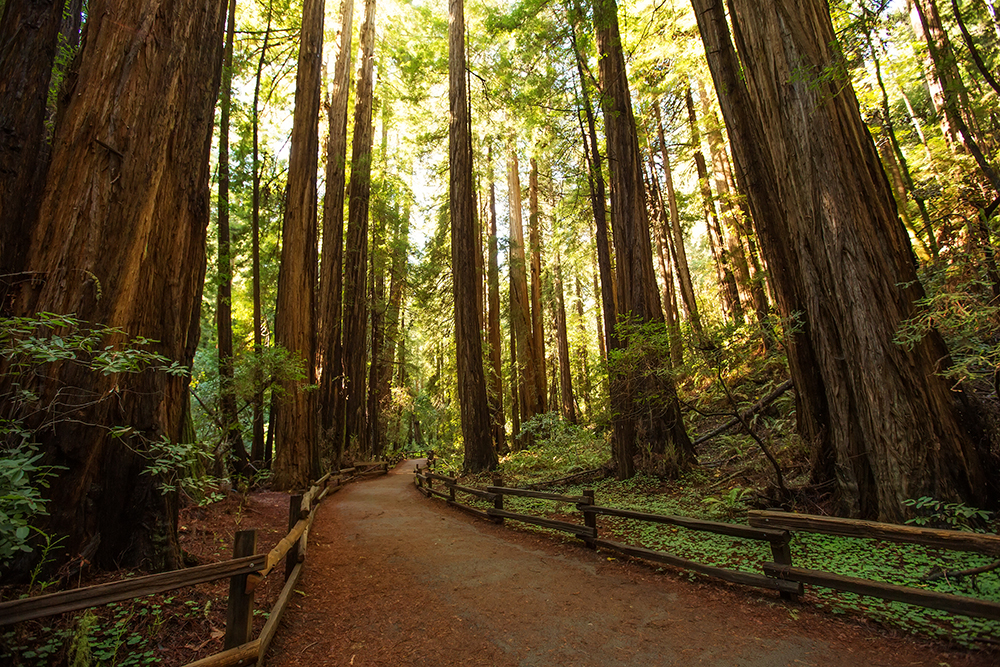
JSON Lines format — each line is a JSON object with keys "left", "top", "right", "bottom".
{"left": 594, "top": 0, "right": 693, "bottom": 478}
{"left": 341, "top": 0, "right": 377, "bottom": 459}
{"left": 0, "top": 0, "right": 65, "bottom": 306}
{"left": 528, "top": 158, "right": 547, "bottom": 413}
{"left": 216, "top": 0, "right": 249, "bottom": 475}
{"left": 272, "top": 0, "right": 324, "bottom": 490}
{"left": 318, "top": 0, "right": 355, "bottom": 465}
{"left": 508, "top": 148, "right": 543, "bottom": 428}
{"left": 487, "top": 149, "right": 507, "bottom": 455}
{"left": 692, "top": 0, "right": 995, "bottom": 519}
{"left": 9, "top": 0, "right": 228, "bottom": 573}
{"left": 509, "top": 306, "right": 521, "bottom": 450}
{"left": 450, "top": 0, "right": 495, "bottom": 472}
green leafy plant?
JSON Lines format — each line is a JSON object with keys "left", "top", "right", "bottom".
{"left": 903, "top": 496, "right": 993, "bottom": 532}
{"left": 702, "top": 486, "right": 752, "bottom": 519}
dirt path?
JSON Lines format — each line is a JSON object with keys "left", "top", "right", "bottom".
{"left": 264, "top": 461, "right": 994, "bottom": 666}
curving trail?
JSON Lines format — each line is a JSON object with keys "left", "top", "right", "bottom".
{"left": 264, "top": 461, "right": 993, "bottom": 666}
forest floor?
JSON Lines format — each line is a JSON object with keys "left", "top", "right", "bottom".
{"left": 259, "top": 459, "right": 998, "bottom": 667}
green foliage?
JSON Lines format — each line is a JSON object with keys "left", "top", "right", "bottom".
{"left": 701, "top": 486, "right": 752, "bottom": 519}
{"left": 894, "top": 252, "right": 1000, "bottom": 387}
{"left": 0, "top": 445, "right": 58, "bottom": 561}
{"left": 502, "top": 412, "right": 606, "bottom": 480}
{"left": 0, "top": 313, "right": 189, "bottom": 568}
{"left": 903, "top": 496, "right": 994, "bottom": 532}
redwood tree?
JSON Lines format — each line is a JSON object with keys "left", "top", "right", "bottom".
{"left": 451, "top": 0, "right": 496, "bottom": 472}
{"left": 272, "top": 0, "right": 325, "bottom": 490}
{"left": 691, "top": 0, "right": 996, "bottom": 519}
{"left": 8, "top": 0, "right": 229, "bottom": 572}
{"left": 595, "top": 0, "right": 693, "bottom": 478}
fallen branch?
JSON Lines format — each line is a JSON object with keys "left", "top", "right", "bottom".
{"left": 922, "top": 559, "right": 1000, "bottom": 582}
{"left": 693, "top": 379, "right": 793, "bottom": 448}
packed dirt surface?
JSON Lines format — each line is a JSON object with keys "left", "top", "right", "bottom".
{"left": 264, "top": 461, "right": 996, "bottom": 667}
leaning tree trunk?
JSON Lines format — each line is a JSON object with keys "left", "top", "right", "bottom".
{"left": 0, "top": 0, "right": 66, "bottom": 306}
{"left": 8, "top": 0, "right": 228, "bottom": 574}
{"left": 272, "top": 0, "right": 324, "bottom": 490}
{"left": 451, "top": 0, "right": 496, "bottom": 472}
{"left": 692, "top": 0, "right": 996, "bottom": 520}
{"left": 318, "top": 0, "right": 355, "bottom": 465}
{"left": 341, "top": 0, "right": 377, "bottom": 460}
{"left": 595, "top": 0, "right": 693, "bottom": 478}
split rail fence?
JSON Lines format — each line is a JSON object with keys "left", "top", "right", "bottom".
{"left": 0, "top": 462, "right": 390, "bottom": 667}
{"left": 413, "top": 464, "right": 1000, "bottom": 622}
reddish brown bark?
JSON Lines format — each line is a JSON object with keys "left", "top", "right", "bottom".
{"left": 10, "top": 0, "right": 228, "bottom": 572}
{"left": 272, "top": 0, "right": 324, "bottom": 490}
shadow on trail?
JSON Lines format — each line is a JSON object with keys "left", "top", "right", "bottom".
{"left": 263, "top": 460, "right": 989, "bottom": 667}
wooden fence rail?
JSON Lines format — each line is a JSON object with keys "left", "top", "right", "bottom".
{"left": 413, "top": 468, "right": 1000, "bottom": 623}
{"left": 0, "top": 461, "right": 390, "bottom": 667}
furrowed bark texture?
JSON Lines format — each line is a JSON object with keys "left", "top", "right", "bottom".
{"left": 692, "top": 0, "right": 994, "bottom": 520}
{"left": 318, "top": 0, "right": 354, "bottom": 464}
{"left": 451, "top": 0, "right": 496, "bottom": 472}
{"left": 595, "top": 0, "right": 693, "bottom": 478}
{"left": 0, "top": 0, "right": 65, "bottom": 304}
{"left": 273, "top": 0, "right": 324, "bottom": 490}
{"left": 487, "top": 153, "right": 507, "bottom": 454}
{"left": 341, "top": 0, "right": 377, "bottom": 458}
{"left": 11, "top": 0, "right": 228, "bottom": 572}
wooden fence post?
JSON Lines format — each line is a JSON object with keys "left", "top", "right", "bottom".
{"left": 448, "top": 477, "right": 456, "bottom": 502}
{"left": 223, "top": 529, "right": 256, "bottom": 650}
{"left": 286, "top": 495, "right": 303, "bottom": 580}
{"left": 582, "top": 489, "right": 596, "bottom": 549}
{"left": 769, "top": 531, "right": 801, "bottom": 600}
{"left": 492, "top": 475, "right": 504, "bottom": 525}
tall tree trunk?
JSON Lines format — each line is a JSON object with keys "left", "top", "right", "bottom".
{"left": 554, "top": 251, "right": 577, "bottom": 423}
{"left": 508, "top": 148, "right": 543, "bottom": 427}
{"left": 319, "top": 0, "right": 355, "bottom": 465}
{"left": 574, "top": 277, "right": 593, "bottom": 417}
{"left": 509, "top": 303, "right": 521, "bottom": 450}
{"left": 342, "top": 0, "right": 377, "bottom": 460}
{"left": 692, "top": 0, "right": 996, "bottom": 519}
{"left": 912, "top": 0, "right": 1000, "bottom": 191}
{"left": 216, "top": 0, "right": 248, "bottom": 475}
{"left": 528, "top": 157, "right": 547, "bottom": 413}
{"left": 647, "top": 152, "right": 684, "bottom": 366}
{"left": 273, "top": 0, "right": 324, "bottom": 490}
{"left": 594, "top": 0, "right": 693, "bottom": 478}
{"left": 0, "top": 0, "right": 65, "bottom": 307}
{"left": 686, "top": 86, "right": 742, "bottom": 324}
{"left": 654, "top": 102, "right": 702, "bottom": 334}
{"left": 487, "top": 148, "right": 507, "bottom": 455}
{"left": 450, "top": 0, "right": 495, "bottom": 472}
{"left": 570, "top": 16, "right": 618, "bottom": 367}
{"left": 8, "top": 0, "right": 228, "bottom": 573}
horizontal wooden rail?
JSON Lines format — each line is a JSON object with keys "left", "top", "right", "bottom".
{"left": 584, "top": 506, "right": 788, "bottom": 543}
{"left": 427, "top": 487, "right": 452, "bottom": 501}
{"left": 0, "top": 554, "right": 265, "bottom": 626}
{"left": 763, "top": 563, "right": 1000, "bottom": 621}
{"left": 487, "top": 508, "right": 596, "bottom": 538}
{"left": 596, "top": 538, "right": 801, "bottom": 595}
{"left": 487, "top": 486, "right": 590, "bottom": 504}
{"left": 749, "top": 511, "right": 1000, "bottom": 555}
{"left": 446, "top": 500, "right": 492, "bottom": 521}
{"left": 183, "top": 639, "right": 260, "bottom": 667}
{"left": 452, "top": 484, "right": 497, "bottom": 501}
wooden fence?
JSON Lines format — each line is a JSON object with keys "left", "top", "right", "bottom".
{"left": 0, "top": 462, "right": 390, "bottom": 667}
{"left": 413, "top": 465, "right": 1000, "bottom": 621}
